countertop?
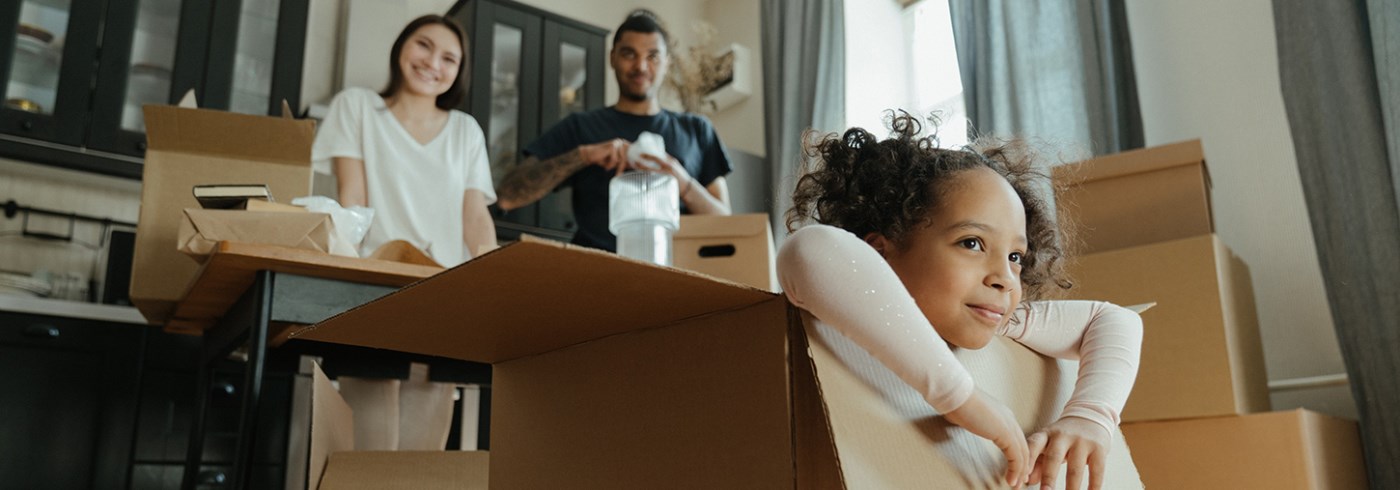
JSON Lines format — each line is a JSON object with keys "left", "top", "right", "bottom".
{"left": 0, "top": 294, "right": 149, "bottom": 325}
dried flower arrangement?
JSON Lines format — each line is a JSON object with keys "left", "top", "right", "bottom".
{"left": 665, "top": 21, "right": 737, "bottom": 114}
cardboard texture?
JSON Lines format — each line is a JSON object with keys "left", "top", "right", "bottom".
{"left": 176, "top": 209, "right": 356, "bottom": 261}
{"left": 1121, "top": 410, "right": 1368, "bottom": 489}
{"left": 310, "top": 364, "right": 355, "bottom": 490}
{"left": 132, "top": 104, "right": 315, "bottom": 324}
{"left": 1065, "top": 233, "right": 1270, "bottom": 422}
{"left": 294, "top": 238, "right": 1143, "bottom": 488}
{"left": 672, "top": 213, "right": 778, "bottom": 291}
{"left": 1054, "top": 139, "right": 1213, "bottom": 254}
{"left": 319, "top": 452, "right": 489, "bottom": 490}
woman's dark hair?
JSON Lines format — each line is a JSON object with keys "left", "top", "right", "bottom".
{"left": 786, "top": 112, "right": 1073, "bottom": 300}
{"left": 381, "top": 15, "right": 470, "bottom": 110}
{"left": 614, "top": 9, "right": 669, "bottom": 48}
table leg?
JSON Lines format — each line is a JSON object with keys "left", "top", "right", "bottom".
{"left": 180, "top": 358, "right": 213, "bottom": 489}
{"left": 229, "top": 270, "right": 272, "bottom": 489}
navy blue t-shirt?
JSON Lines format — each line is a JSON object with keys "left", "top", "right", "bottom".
{"left": 523, "top": 107, "right": 732, "bottom": 252}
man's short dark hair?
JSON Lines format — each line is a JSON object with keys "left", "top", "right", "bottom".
{"left": 613, "top": 9, "right": 669, "bottom": 48}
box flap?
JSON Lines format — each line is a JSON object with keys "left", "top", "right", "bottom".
{"left": 310, "top": 363, "right": 354, "bottom": 490}
{"left": 318, "top": 451, "right": 488, "bottom": 490}
{"left": 675, "top": 213, "right": 770, "bottom": 239}
{"left": 292, "top": 237, "right": 776, "bottom": 363}
{"left": 144, "top": 104, "right": 314, "bottom": 165}
{"left": 1054, "top": 139, "right": 1204, "bottom": 183}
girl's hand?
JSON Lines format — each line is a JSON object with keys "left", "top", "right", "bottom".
{"left": 1026, "top": 416, "right": 1111, "bottom": 490}
{"left": 944, "top": 389, "right": 1030, "bottom": 487}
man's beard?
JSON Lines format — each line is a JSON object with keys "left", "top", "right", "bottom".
{"left": 617, "top": 74, "right": 652, "bottom": 102}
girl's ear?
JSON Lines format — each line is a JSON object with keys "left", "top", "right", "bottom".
{"left": 864, "top": 233, "right": 892, "bottom": 257}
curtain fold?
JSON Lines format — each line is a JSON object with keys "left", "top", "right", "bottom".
{"left": 948, "top": 0, "right": 1142, "bottom": 155}
{"left": 1273, "top": 1, "right": 1400, "bottom": 488}
{"left": 762, "top": 0, "right": 845, "bottom": 240}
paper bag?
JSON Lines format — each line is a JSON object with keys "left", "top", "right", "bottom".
{"left": 176, "top": 209, "right": 358, "bottom": 261}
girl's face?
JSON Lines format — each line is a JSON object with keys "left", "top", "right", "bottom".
{"left": 869, "top": 167, "right": 1027, "bottom": 349}
{"left": 397, "top": 23, "right": 463, "bottom": 98}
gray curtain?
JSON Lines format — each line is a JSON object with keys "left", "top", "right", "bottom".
{"left": 948, "top": 0, "right": 1142, "bottom": 155}
{"left": 1273, "top": 1, "right": 1400, "bottom": 488}
{"left": 762, "top": 0, "right": 845, "bottom": 239}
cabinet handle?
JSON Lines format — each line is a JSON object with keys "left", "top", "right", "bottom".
{"left": 198, "top": 470, "right": 227, "bottom": 485}
{"left": 20, "top": 120, "right": 34, "bottom": 131}
{"left": 137, "top": 140, "right": 147, "bottom": 152}
{"left": 212, "top": 381, "right": 237, "bottom": 397}
{"left": 23, "top": 324, "right": 59, "bottom": 338}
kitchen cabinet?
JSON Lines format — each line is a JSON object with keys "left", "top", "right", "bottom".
{"left": 0, "top": 0, "right": 309, "bottom": 179}
{"left": 448, "top": 0, "right": 607, "bottom": 242}
{"left": 0, "top": 310, "right": 143, "bottom": 489}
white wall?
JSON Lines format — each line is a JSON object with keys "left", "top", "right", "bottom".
{"left": 1125, "top": 0, "right": 1356, "bottom": 418}
{"left": 701, "top": 0, "right": 765, "bottom": 158}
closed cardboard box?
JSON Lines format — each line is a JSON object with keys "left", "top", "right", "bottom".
{"left": 293, "top": 237, "right": 1143, "bottom": 488}
{"left": 131, "top": 105, "right": 314, "bottom": 324}
{"left": 1054, "top": 139, "right": 1213, "bottom": 254}
{"left": 1064, "top": 233, "right": 1270, "bottom": 422}
{"left": 1122, "top": 409, "right": 1367, "bottom": 489}
{"left": 672, "top": 213, "right": 777, "bottom": 291}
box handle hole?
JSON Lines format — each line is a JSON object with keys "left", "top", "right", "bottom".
{"left": 697, "top": 244, "right": 736, "bottom": 258}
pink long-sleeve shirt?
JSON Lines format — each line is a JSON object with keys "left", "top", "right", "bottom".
{"left": 777, "top": 224, "right": 1143, "bottom": 435}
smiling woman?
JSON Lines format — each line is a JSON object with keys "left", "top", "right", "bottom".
{"left": 309, "top": 14, "right": 497, "bottom": 452}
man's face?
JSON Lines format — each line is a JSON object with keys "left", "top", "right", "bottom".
{"left": 610, "top": 31, "right": 668, "bottom": 102}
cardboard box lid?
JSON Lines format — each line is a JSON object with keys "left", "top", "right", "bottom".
{"left": 144, "top": 104, "right": 314, "bottom": 166}
{"left": 1053, "top": 138, "right": 1206, "bottom": 183}
{"left": 675, "top": 213, "right": 771, "bottom": 239}
{"left": 292, "top": 237, "right": 775, "bottom": 363}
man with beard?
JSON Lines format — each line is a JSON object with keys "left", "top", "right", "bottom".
{"left": 496, "top": 9, "right": 733, "bottom": 252}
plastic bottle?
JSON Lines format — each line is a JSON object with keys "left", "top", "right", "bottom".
{"left": 608, "top": 171, "right": 679, "bottom": 266}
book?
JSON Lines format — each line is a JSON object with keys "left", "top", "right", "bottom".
{"left": 192, "top": 184, "right": 272, "bottom": 210}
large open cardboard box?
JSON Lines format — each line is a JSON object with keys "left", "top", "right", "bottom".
{"left": 1064, "top": 233, "right": 1269, "bottom": 422}
{"left": 293, "top": 237, "right": 1143, "bottom": 488}
{"left": 672, "top": 213, "right": 777, "bottom": 291}
{"left": 132, "top": 105, "right": 315, "bottom": 324}
{"left": 1054, "top": 139, "right": 1212, "bottom": 255}
{"left": 1122, "top": 409, "right": 1367, "bottom": 489}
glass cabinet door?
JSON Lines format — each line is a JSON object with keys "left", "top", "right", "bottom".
{"left": 0, "top": 0, "right": 100, "bottom": 146}
{"left": 88, "top": 0, "right": 188, "bottom": 156}
{"left": 537, "top": 22, "right": 605, "bottom": 235}
{"left": 462, "top": 2, "right": 541, "bottom": 235}
{"left": 228, "top": 0, "right": 280, "bottom": 115}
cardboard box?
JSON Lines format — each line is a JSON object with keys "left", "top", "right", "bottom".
{"left": 1054, "top": 139, "right": 1213, "bottom": 254}
{"left": 1064, "top": 233, "right": 1269, "bottom": 422}
{"left": 132, "top": 104, "right": 314, "bottom": 324}
{"left": 671, "top": 213, "right": 777, "bottom": 291}
{"left": 303, "top": 361, "right": 488, "bottom": 490}
{"left": 1122, "top": 410, "right": 1368, "bottom": 489}
{"left": 292, "top": 237, "right": 1144, "bottom": 488}
{"left": 176, "top": 209, "right": 356, "bottom": 261}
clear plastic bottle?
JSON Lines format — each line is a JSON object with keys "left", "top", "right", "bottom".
{"left": 608, "top": 171, "right": 679, "bottom": 266}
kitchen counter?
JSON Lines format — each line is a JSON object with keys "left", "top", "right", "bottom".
{"left": 0, "top": 294, "right": 148, "bottom": 325}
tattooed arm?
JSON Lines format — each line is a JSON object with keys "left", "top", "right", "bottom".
{"left": 497, "top": 139, "right": 629, "bottom": 211}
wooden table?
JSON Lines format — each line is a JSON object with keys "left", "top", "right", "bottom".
{"left": 172, "top": 242, "right": 441, "bottom": 490}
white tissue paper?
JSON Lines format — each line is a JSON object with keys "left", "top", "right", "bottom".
{"left": 627, "top": 131, "right": 667, "bottom": 170}
{"left": 291, "top": 196, "right": 376, "bottom": 255}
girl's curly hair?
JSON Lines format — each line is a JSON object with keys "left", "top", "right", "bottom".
{"left": 785, "top": 113, "right": 1073, "bottom": 300}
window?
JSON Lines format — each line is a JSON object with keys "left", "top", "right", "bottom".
{"left": 846, "top": 0, "right": 967, "bottom": 147}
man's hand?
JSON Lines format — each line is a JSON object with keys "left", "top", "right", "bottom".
{"left": 579, "top": 139, "right": 630, "bottom": 174}
{"left": 636, "top": 153, "right": 698, "bottom": 196}
{"left": 944, "top": 389, "right": 1030, "bottom": 488}
{"left": 1026, "top": 416, "right": 1112, "bottom": 490}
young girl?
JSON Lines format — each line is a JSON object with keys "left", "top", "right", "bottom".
{"left": 311, "top": 15, "right": 495, "bottom": 451}
{"left": 778, "top": 115, "right": 1142, "bottom": 490}
{"left": 315, "top": 14, "right": 496, "bottom": 266}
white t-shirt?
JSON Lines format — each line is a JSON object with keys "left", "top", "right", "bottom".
{"left": 312, "top": 88, "right": 495, "bottom": 266}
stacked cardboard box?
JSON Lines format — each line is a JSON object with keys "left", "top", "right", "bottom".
{"left": 1055, "top": 140, "right": 1367, "bottom": 488}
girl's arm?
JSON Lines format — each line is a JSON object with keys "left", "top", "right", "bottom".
{"left": 461, "top": 189, "right": 496, "bottom": 259}
{"left": 1002, "top": 301, "right": 1143, "bottom": 436}
{"left": 778, "top": 224, "right": 975, "bottom": 412}
{"left": 779, "top": 224, "right": 1030, "bottom": 486}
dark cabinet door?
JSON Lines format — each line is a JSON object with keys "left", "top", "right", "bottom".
{"left": 0, "top": 0, "right": 308, "bottom": 179}
{"left": 451, "top": 0, "right": 606, "bottom": 243}
{"left": 0, "top": 312, "right": 144, "bottom": 490}
{"left": 0, "top": 0, "right": 102, "bottom": 147}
